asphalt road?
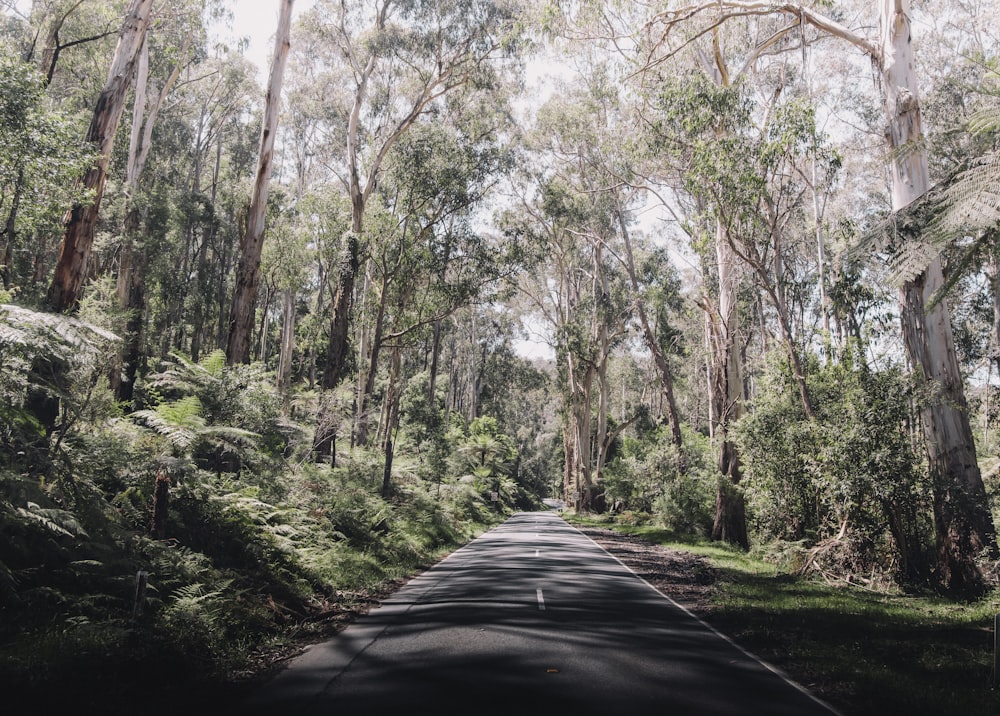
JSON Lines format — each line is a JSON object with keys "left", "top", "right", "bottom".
{"left": 245, "top": 511, "right": 841, "bottom": 716}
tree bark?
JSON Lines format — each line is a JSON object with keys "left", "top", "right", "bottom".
{"left": 322, "top": 228, "right": 360, "bottom": 390}
{"left": 880, "top": 0, "right": 997, "bottom": 592}
{"left": 710, "top": 222, "right": 749, "bottom": 549}
{"left": 380, "top": 346, "right": 402, "bottom": 499}
{"left": 226, "top": 0, "right": 294, "bottom": 364}
{"left": 355, "top": 271, "right": 387, "bottom": 446}
{"left": 111, "top": 215, "right": 146, "bottom": 406}
{"left": 277, "top": 288, "right": 296, "bottom": 394}
{"left": 150, "top": 468, "right": 170, "bottom": 540}
{"left": 46, "top": 0, "right": 153, "bottom": 313}
{"left": 1, "top": 168, "right": 24, "bottom": 290}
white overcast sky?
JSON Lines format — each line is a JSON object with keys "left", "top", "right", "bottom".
{"left": 221, "top": 0, "right": 313, "bottom": 83}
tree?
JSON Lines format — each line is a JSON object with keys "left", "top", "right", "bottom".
{"left": 639, "top": 47, "right": 757, "bottom": 549}
{"left": 293, "top": 0, "right": 523, "bottom": 462}
{"left": 878, "top": 0, "right": 998, "bottom": 592}
{"left": 226, "top": 0, "right": 293, "bottom": 365}
{"left": 622, "top": 0, "right": 998, "bottom": 589}
{"left": 111, "top": 2, "right": 198, "bottom": 404}
{"left": 0, "top": 47, "right": 93, "bottom": 294}
{"left": 45, "top": 0, "right": 153, "bottom": 313}
{"left": 301, "top": 0, "right": 523, "bottom": 392}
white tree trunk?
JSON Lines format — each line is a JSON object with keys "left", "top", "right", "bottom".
{"left": 46, "top": 0, "right": 154, "bottom": 312}
{"left": 226, "top": 0, "right": 294, "bottom": 364}
{"left": 711, "top": 220, "right": 748, "bottom": 548}
{"left": 881, "top": 0, "right": 998, "bottom": 590}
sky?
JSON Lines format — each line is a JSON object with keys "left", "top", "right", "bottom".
{"left": 219, "top": 0, "right": 315, "bottom": 83}
{"left": 216, "top": 0, "right": 561, "bottom": 360}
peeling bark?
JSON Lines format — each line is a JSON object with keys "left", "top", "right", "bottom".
{"left": 46, "top": 0, "right": 153, "bottom": 313}
{"left": 226, "top": 0, "right": 294, "bottom": 364}
{"left": 880, "top": 0, "right": 998, "bottom": 592}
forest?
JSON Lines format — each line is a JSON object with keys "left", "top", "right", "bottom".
{"left": 3, "top": 0, "right": 1000, "bottom": 711}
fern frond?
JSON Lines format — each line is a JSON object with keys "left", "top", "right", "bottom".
{"left": 200, "top": 425, "right": 262, "bottom": 458}
{"left": 199, "top": 349, "right": 227, "bottom": 377}
{"left": 887, "top": 240, "right": 940, "bottom": 286}
{"left": 131, "top": 398, "right": 205, "bottom": 450}
{"left": 172, "top": 582, "right": 219, "bottom": 603}
{"left": 0, "top": 304, "right": 119, "bottom": 362}
{"left": 16, "top": 503, "right": 90, "bottom": 538}
{"left": 144, "top": 352, "right": 216, "bottom": 396}
{"left": 967, "top": 106, "right": 1000, "bottom": 137}
{"left": 850, "top": 147, "right": 1000, "bottom": 289}
{"left": 155, "top": 396, "right": 206, "bottom": 428}
{"left": 929, "top": 152, "right": 1000, "bottom": 242}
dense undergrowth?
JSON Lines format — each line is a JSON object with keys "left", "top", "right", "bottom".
{"left": 0, "top": 449, "right": 514, "bottom": 713}
{"left": 4, "top": 300, "right": 1000, "bottom": 714}
{"left": 0, "top": 313, "right": 534, "bottom": 714}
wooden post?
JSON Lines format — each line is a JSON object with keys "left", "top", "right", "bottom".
{"left": 132, "top": 570, "right": 148, "bottom": 621}
{"left": 993, "top": 614, "right": 999, "bottom": 688}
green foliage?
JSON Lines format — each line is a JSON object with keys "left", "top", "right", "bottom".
{"left": 0, "top": 49, "right": 94, "bottom": 298}
{"left": 735, "top": 350, "right": 933, "bottom": 581}
{"left": 602, "top": 424, "right": 716, "bottom": 535}
{"left": 0, "top": 303, "right": 119, "bottom": 471}
{"left": 134, "top": 350, "right": 300, "bottom": 468}
{"left": 575, "top": 515, "right": 1000, "bottom": 716}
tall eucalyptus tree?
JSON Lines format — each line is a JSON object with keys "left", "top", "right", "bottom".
{"left": 46, "top": 0, "right": 152, "bottom": 313}
{"left": 225, "top": 0, "right": 293, "bottom": 365}
{"left": 292, "top": 0, "right": 524, "bottom": 458}
{"left": 111, "top": 0, "right": 203, "bottom": 403}
{"left": 632, "top": 0, "right": 998, "bottom": 589}
{"left": 297, "top": 0, "right": 524, "bottom": 393}
{"left": 513, "top": 77, "right": 641, "bottom": 510}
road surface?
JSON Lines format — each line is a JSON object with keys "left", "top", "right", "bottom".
{"left": 245, "top": 511, "right": 840, "bottom": 715}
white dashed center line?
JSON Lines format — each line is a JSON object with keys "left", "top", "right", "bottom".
{"left": 536, "top": 588, "right": 546, "bottom": 611}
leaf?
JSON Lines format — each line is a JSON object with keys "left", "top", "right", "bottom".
{"left": 15, "top": 505, "right": 90, "bottom": 538}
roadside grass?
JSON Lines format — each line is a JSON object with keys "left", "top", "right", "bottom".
{"left": 564, "top": 514, "right": 1000, "bottom": 716}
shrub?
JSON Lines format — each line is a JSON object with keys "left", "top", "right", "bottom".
{"left": 735, "top": 350, "right": 933, "bottom": 585}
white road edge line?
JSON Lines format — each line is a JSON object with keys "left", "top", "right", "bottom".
{"left": 536, "top": 588, "right": 546, "bottom": 610}
{"left": 564, "top": 515, "right": 844, "bottom": 716}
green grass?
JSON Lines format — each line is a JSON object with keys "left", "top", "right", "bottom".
{"left": 565, "top": 515, "right": 1000, "bottom": 716}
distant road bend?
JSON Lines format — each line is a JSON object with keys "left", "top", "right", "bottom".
{"left": 246, "top": 512, "right": 841, "bottom": 716}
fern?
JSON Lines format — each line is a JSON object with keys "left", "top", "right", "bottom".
{"left": 852, "top": 105, "right": 1000, "bottom": 289}
{"left": 199, "top": 349, "right": 227, "bottom": 377}
{"left": 0, "top": 304, "right": 118, "bottom": 362}
{"left": 930, "top": 151, "right": 1000, "bottom": 242}
{"left": 15, "top": 503, "right": 90, "bottom": 538}
{"left": 0, "top": 303, "right": 119, "bottom": 409}
{"left": 145, "top": 352, "right": 221, "bottom": 397}
{"left": 170, "top": 581, "right": 230, "bottom": 607}
{"left": 131, "top": 396, "right": 206, "bottom": 451}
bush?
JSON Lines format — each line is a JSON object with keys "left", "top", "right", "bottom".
{"left": 735, "top": 350, "right": 934, "bottom": 584}
{"left": 601, "top": 424, "right": 715, "bottom": 537}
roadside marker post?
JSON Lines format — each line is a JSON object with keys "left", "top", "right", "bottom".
{"left": 994, "top": 614, "right": 999, "bottom": 689}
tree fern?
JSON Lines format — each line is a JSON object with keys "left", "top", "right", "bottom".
{"left": 852, "top": 104, "right": 1000, "bottom": 292}
{"left": 0, "top": 304, "right": 118, "bottom": 360}
{"left": 131, "top": 395, "right": 260, "bottom": 459}
{"left": 131, "top": 396, "right": 206, "bottom": 452}
{"left": 144, "top": 351, "right": 225, "bottom": 397}
{"left": 15, "top": 503, "right": 90, "bottom": 538}
{"left": 0, "top": 303, "right": 118, "bottom": 405}
{"left": 934, "top": 152, "right": 1000, "bottom": 235}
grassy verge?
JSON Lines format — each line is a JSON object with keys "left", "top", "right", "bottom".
{"left": 564, "top": 514, "right": 1000, "bottom": 716}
